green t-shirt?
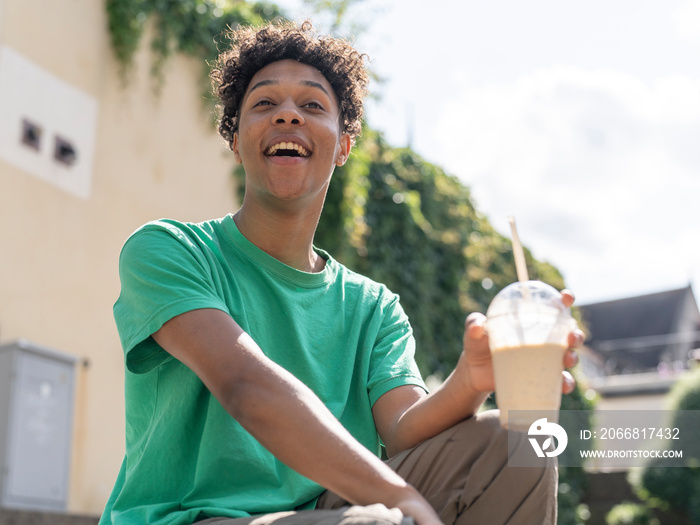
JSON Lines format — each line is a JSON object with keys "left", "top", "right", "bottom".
{"left": 100, "top": 215, "right": 426, "bottom": 525}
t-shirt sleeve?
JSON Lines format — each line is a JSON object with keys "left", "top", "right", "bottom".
{"left": 366, "top": 292, "right": 427, "bottom": 406}
{"left": 113, "top": 224, "right": 229, "bottom": 374}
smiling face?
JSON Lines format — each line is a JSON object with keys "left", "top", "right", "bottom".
{"left": 232, "top": 60, "right": 351, "bottom": 209}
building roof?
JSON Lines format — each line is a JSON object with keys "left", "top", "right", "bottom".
{"left": 580, "top": 285, "right": 695, "bottom": 342}
{"left": 578, "top": 285, "right": 700, "bottom": 373}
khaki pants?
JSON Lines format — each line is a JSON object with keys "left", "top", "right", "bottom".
{"left": 198, "top": 410, "right": 557, "bottom": 525}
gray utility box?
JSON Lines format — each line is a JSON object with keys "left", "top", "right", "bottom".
{"left": 0, "top": 340, "right": 77, "bottom": 512}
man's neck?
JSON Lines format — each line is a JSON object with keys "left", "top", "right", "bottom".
{"left": 232, "top": 200, "right": 325, "bottom": 273}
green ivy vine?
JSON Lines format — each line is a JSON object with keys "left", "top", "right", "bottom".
{"left": 106, "top": 0, "right": 282, "bottom": 94}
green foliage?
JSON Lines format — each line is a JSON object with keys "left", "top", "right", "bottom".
{"left": 320, "top": 132, "right": 473, "bottom": 373}
{"left": 106, "top": 0, "right": 282, "bottom": 92}
{"left": 318, "top": 130, "right": 567, "bottom": 375}
{"left": 606, "top": 502, "right": 659, "bottom": 525}
{"left": 666, "top": 364, "right": 700, "bottom": 412}
{"left": 634, "top": 367, "right": 700, "bottom": 522}
{"left": 557, "top": 367, "right": 596, "bottom": 525}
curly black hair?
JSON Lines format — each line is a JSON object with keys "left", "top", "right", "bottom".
{"left": 211, "top": 20, "right": 369, "bottom": 147}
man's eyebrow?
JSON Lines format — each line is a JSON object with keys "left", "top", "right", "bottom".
{"left": 247, "top": 79, "right": 277, "bottom": 94}
{"left": 247, "top": 79, "right": 331, "bottom": 98}
{"left": 301, "top": 80, "right": 331, "bottom": 97}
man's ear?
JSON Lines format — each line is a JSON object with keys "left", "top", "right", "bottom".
{"left": 232, "top": 133, "right": 242, "bottom": 164}
{"left": 335, "top": 133, "right": 352, "bottom": 167}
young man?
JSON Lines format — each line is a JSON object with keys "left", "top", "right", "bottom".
{"left": 100, "top": 20, "right": 582, "bottom": 525}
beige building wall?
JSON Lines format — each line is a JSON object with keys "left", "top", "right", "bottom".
{"left": 0, "top": 0, "right": 238, "bottom": 515}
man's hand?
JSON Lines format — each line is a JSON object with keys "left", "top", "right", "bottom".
{"left": 392, "top": 487, "right": 445, "bottom": 525}
{"left": 462, "top": 289, "right": 585, "bottom": 395}
{"left": 460, "top": 312, "right": 496, "bottom": 393}
{"left": 560, "top": 289, "right": 585, "bottom": 394}
{"left": 371, "top": 289, "right": 584, "bottom": 458}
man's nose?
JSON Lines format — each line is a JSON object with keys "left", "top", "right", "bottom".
{"left": 273, "top": 99, "right": 305, "bottom": 125}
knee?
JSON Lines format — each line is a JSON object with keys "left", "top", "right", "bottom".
{"left": 471, "top": 408, "right": 503, "bottom": 432}
{"left": 450, "top": 409, "right": 507, "bottom": 451}
{"left": 457, "top": 409, "right": 556, "bottom": 479}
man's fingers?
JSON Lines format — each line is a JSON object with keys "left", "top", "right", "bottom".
{"left": 561, "top": 289, "right": 575, "bottom": 307}
{"left": 564, "top": 348, "right": 579, "bottom": 369}
{"left": 561, "top": 289, "right": 583, "bottom": 373}
{"left": 465, "top": 312, "right": 486, "bottom": 339}
{"left": 562, "top": 370, "right": 575, "bottom": 395}
{"left": 567, "top": 329, "right": 585, "bottom": 348}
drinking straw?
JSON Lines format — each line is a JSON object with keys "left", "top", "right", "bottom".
{"left": 508, "top": 216, "right": 530, "bottom": 300}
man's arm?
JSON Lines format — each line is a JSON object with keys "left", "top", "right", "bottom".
{"left": 152, "top": 307, "right": 443, "bottom": 525}
{"left": 372, "top": 314, "right": 492, "bottom": 457}
{"left": 373, "top": 292, "right": 583, "bottom": 457}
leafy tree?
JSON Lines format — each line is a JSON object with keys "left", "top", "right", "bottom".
{"left": 606, "top": 501, "right": 659, "bottom": 525}
{"left": 633, "top": 366, "right": 700, "bottom": 522}
{"left": 316, "top": 130, "right": 567, "bottom": 375}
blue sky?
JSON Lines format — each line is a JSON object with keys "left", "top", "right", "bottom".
{"left": 277, "top": 0, "right": 700, "bottom": 305}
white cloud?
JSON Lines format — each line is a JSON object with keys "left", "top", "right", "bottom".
{"left": 433, "top": 66, "right": 700, "bottom": 302}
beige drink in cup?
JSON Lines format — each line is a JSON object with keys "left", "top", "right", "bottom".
{"left": 486, "top": 280, "right": 575, "bottom": 431}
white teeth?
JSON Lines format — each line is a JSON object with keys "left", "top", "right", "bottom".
{"left": 265, "top": 141, "right": 309, "bottom": 157}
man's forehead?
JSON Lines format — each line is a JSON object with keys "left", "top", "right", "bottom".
{"left": 244, "top": 60, "right": 335, "bottom": 98}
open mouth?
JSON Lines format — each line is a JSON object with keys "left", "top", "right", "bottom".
{"left": 265, "top": 142, "right": 310, "bottom": 158}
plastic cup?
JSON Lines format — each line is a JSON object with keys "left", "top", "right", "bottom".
{"left": 485, "top": 280, "right": 576, "bottom": 431}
